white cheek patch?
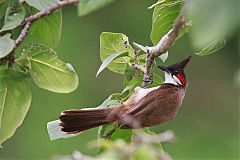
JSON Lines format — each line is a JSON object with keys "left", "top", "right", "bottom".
{"left": 163, "top": 72, "right": 179, "bottom": 86}
{"left": 172, "top": 75, "right": 182, "bottom": 85}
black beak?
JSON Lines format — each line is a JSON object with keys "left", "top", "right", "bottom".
{"left": 158, "top": 66, "right": 170, "bottom": 73}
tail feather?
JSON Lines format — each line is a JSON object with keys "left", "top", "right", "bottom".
{"left": 59, "top": 108, "right": 115, "bottom": 134}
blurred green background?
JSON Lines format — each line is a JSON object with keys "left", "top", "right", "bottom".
{"left": 0, "top": 0, "right": 239, "bottom": 159}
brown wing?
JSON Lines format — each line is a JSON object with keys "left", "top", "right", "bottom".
{"left": 125, "top": 84, "right": 184, "bottom": 117}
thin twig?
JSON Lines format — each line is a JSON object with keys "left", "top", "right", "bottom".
{"left": 14, "top": 0, "right": 79, "bottom": 49}
{"left": 14, "top": 21, "right": 31, "bottom": 49}
{"left": 133, "top": 64, "right": 146, "bottom": 73}
{"left": 142, "top": 13, "right": 186, "bottom": 88}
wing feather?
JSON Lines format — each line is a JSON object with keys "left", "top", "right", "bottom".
{"left": 125, "top": 84, "right": 182, "bottom": 116}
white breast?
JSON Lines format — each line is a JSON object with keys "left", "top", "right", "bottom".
{"left": 133, "top": 86, "right": 160, "bottom": 102}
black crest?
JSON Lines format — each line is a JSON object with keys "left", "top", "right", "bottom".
{"left": 166, "top": 56, "right": 192, "bottom": 71}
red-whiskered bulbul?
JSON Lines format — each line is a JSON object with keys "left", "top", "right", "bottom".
{"left": 59, "top": 56, "right": 192, "bottom": 134}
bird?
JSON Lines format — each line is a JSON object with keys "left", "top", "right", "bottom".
{"left": 59, "top": 56, "right": 192, "bottom": 134}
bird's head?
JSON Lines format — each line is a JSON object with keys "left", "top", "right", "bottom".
{"left": 158, "top": 56, "right": 192, "bottom": 87}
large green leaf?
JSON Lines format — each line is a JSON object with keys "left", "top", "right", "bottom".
{"left": 78, "top": 0, "right": 115, "bottom": 17}
{"left": 25, "top": 0, "right": 59, "bottom": 11}
{"left": 0, "top": 33, "right": 15, "bottom": 58}
{"left": 20, "top": 44, "right": 79, "bottom": 93}
{"left": 0, "top": 1, "right": 8, "bottom": 20}
{"left": 195, "top": 37, "right": 226, "bottom": 56}
{"left": 0, "top": 0, "right": 25, "bottom": 32}
{"left": 150, "top": 0, "right": 183, "bottom": 45}
{"left": 29, "top": 9, "right": 62, "bottom": 48}
{"left": 100, "top": 32, "right": 134, "bottom": 74}
{"left": 0, "top": 69, "right": 32, "bottom": 146}
{"left": 186, "top": 0, "right": 239, "bottom": 50}
{"left": 0, "top": 68, "right": 7, "bottom": 127}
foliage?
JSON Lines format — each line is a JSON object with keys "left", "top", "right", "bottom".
{"left": 0, "top": 33, "right": 14, "bottom": 58}
{"left": 25, "top": 0, "right": 59, "bottom": 11}
{"left": 53, "top": 130, "right": 175, "bottom": 160}
{"left": 150, "top": 0, "right": 183, "bottom": 44}
{"left": 0, "top": 0, "right": 86, "bottom": 146}
{"left": 186, "top": 0, "right": 239, "bottom": 50}
{"left": 17, "top": 44, "right": 78, "bottom": 93}
{"left": 0, "top": 68, "right": 31, "bottom": 146}
{"left": 0, "top": 0, "right": 25, "bottom": 32}
{"left": 98, "top": 32, "right": 134, "bottom": 75}
{"left": 0, "top": 0, "right": 118, "bottom": 147}
{"left": 29, "top": 9, "right": 62, "bottom": 48}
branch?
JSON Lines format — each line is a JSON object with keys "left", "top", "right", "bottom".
{"left": 14, "top": 0, "right": 79, "bottom": 49}
{"left": 142, "top": 13, "right": 186, "bottom": 88}
{"left": 133, "top": 64, "right": 146, "bottom": 73}
{"left": 133, "top": 49, "right": 146, "bottom": 73}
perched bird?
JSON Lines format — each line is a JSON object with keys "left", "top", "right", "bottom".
{"left": 59, "top": 56, "right": 192, "bottom": 134}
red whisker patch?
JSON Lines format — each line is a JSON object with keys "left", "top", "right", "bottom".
{"left": 176, "top": 73, "right": 186, "bottom": 85}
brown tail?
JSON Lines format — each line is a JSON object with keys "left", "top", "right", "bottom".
{"left": 59, "top": 107, "right": 116, "bottom": 134}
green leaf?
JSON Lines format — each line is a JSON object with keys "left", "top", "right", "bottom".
{"left": 0, "top": 1, "right": 8, "bottom": 20}
{"left": 96, "top": 51, "right": 127, "bottom": 77}
{"left": 20, "top": 44, "right": 79, "bottom": 93}
{"left": 29, "top": 9, "right": 62, "bottom": 48}
{"left": 97, "top": 93, "right": 121, "bottom": 109}
{"left": 150, "top": 0, "right": 183, "bottom": 45}
{"left": 133, "top": 42, "right": 147, "bottom": 53}
{"left": 0, "top": 33, "right": 15, "bottom": 58}
{"left": 0, "top": 0, "right": 25, "bottom": 32}
{"left": 25, "top": 0, "right": 59, "bottom": 11}
{"left": 111, "top": 128, "right": 132, "bottom": 142}
{"left": 158, "top": 51, "right": 168, "bottom": 62}
{"left": 98, "top": 95, "right": 113, "bottom": 109}
{"left": 78, "top": 0, "right": 115, "bottom": 17}
{"left": 186, "top": 0, "right": 239, "bottom": 49}
{"left": 195, "top": 37, "right": 226, "bottom": 56}
{"left": 124, "top": 65, "right": 135, "bottom": 82}
{"left": 100, "top": 32, "right": 134, "bottom": 74}
{"left": 121, "top": 85, "right": 135, "bottom": 96}
{"left": 0, "top": 69, "right": 8, "bottom": 127}
{"left": 98, "top": 124, "right": 132, "bottom": 145}
{"left": 0, "top": 69, "right": 32, "bottom": 146}
{"left": 124, "top": 66, "right": 142, "bottom": 87}
{"left": 148, "top": 73, "right": 164, "bottom": 88}
{"left": 132, "top": 145, "right": 158, "bottom": 160}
